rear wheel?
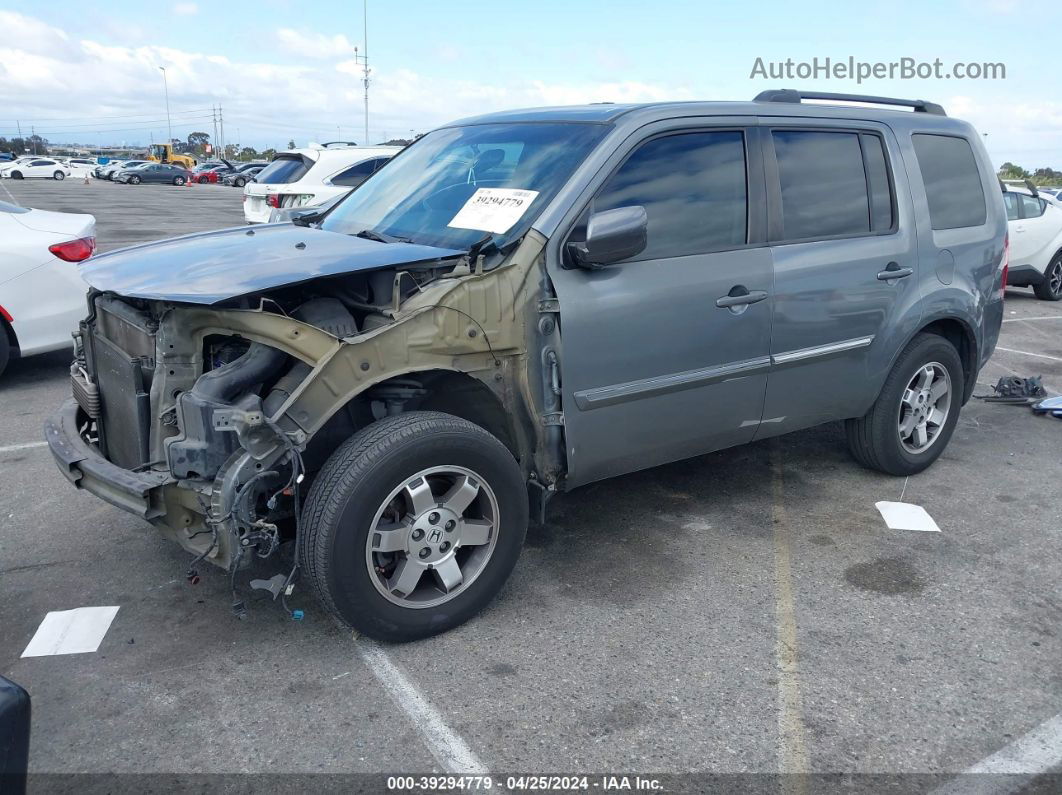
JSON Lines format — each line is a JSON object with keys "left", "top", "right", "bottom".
{"left": 0, "top": 327, "right": 10, "bottom": 378}
{"left": 846, "top": 332, "right": 964, "bottom": 475}
{"left": 53, "top": 171, "right": 65, "bottom": 180}
{"left": 173, "top": 176, "right": 186, "bottom": 186}
{"left": 300, "top": 411, "right": 528, "bottom": 642}
{"left": 1033, "top": 254, "right": 1062, "bottom": 301}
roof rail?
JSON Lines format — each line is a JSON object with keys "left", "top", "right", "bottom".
{"left": 754, "top": 89, "right": 946, "bottom": 116}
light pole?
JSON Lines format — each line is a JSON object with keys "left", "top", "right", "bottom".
{"left": 159, "top": 66, "right": 172, "bottom": 147}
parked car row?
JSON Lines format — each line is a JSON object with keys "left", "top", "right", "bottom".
{"left": 1003, "top": 183, "right": 1062, "bottom": 300}
{"left": 191, "top": 159, "right": 266, "bottom": 185}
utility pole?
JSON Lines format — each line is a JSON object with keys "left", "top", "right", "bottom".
{"left": 353, "top": 0, "right": 370, "bottom": 144}
{"left": 211, "top": 105, "right": 219, "bottom": 157}
{"left": 159, "top": 66, "right": 172, "bottom": 146}
{"left": 219, "top": 103, "right": 225, "bottom": 159}
{"left": 31, "top": 126, "right": 36, "bottom": 154}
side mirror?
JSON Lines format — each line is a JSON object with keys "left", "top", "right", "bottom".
{"left": 567, "top": 206, "right": 647, "bottom": 269}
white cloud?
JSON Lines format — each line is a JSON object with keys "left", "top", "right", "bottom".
{"left": 276, "top": 28, "right": 358, "bottom": 59}
{"left": 172, "top": 2, "right": 198, "bottom": 15}
{"left": 0, "top": 12, "right": 693, "bottom": 149}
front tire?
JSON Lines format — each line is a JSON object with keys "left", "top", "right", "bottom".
{"left": 234, "top": 177, "right": 245, "bottom": 187}
{"left": 1034, "top": 254, "right": 1062, "bottom": 301}
{"left": 300, "top": 411, "right": 528, "bottom": 642}
{"left": 0, "top": 327, "right": 10, "bottom": 378}
{"left": 846, "top": 332, "right": 964, "bottom": 476}
{"left": 11, "top": 171, "right": 22, "bottom": 179}
{"left": 53, "top": 171, "right": 65, "bottom": 180}
{"left": 129, "top": 175, "right": 141, "bottom": 184}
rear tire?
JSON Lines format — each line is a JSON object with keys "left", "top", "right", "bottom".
{"left": 174, "top": 176, "right": 185, "bottom": 186}
{"left": 1033, "top": 254, "right": 1062, "bottom": 301}
{"left": 846, "top": 332, "right": 964, "bottom": 476}
{"left": 0, "top": 327, "right": 10, "bottom": 379}
{"left": 300, "top": 411, "right": 528, "bottom": 642}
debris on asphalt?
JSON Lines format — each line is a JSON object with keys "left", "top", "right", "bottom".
{"left": 21, "top": 606, "right": 120, "bottom": 657}
{"left": 875, "top": 501, "right": 942, "bottom": 533}
{"left": 1031, "top": 396, "right": 1062, "bottom": 419}
{"left": 976, "top": 375, "right": 1049, "bottom": 405}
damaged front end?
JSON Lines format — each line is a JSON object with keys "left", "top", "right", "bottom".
{"left": 45, "top": 224, "right": 560, "bottom": 610}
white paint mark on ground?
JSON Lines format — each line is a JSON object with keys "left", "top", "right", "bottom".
{"left": 22, "top": 606, "right": 120, "bottom": 657}
{"left": 355, "top": 637, "right": 488, "bottom": 774}
{"left": 931, "top": 712, "right": 1062, "bottom": 795}
{"left": 1001, "top": 315, "right": 1062, "bottom": 323}
{"left": 876, "top": 501, "right": 941, "bottom": 533}
{"left": 0, "top": 441, "right": 48, "bottom": 454}
{"left": 994, "top": 346, "right": 1062, "bottom": 363}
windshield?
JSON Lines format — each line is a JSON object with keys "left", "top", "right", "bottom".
{"left": 321, "top": 122, "right": 608, "bottom": 250}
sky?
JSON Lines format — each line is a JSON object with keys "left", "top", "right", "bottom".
{"left": 0, "top": 0, "right": 1059, "bottom": 167}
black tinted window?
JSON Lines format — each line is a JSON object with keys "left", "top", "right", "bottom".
{"left": 912, "top": 134, "right": 987, "bottom": 230}
{"left": 773, "top": 131, "right": 869, "bottom": 240}
{"left": 331, "top": 159, "right": 380, "bottom": 186}
{"left": 593, "top": 131, "right": 747, "bottom": 260}
{"left": 861, "top": 134, "right": 894, "bottom": 232}
{"left": 256, "top": 155, "right": 310, "bottom": 184}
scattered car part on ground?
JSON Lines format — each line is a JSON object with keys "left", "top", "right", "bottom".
{"left": 242, "top": 143, "right": 399, "bottom": 224}
{"left": 45, "top": 90, "right": 1005, "bottom": 641}
{"left": 976, "top": 375, "right": 1048, "bottom": 404}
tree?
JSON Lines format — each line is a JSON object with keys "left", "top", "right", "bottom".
{"left": 1031, "top": 167, "right": 1062, "bottom": 186}
{"left": 187, "top": 131, "right": 211, "bottom": 156}
{"left": 239, "top": 146, "right": 258, "bottom": 161}
{"left": 998, "top": 162, "right": 1028, "bottom": 180}
{"left": 287, "top": 139, "right": 296, "bottom": 150}
{"left": 260, "top": 148, "right": 277, "bottom": 161}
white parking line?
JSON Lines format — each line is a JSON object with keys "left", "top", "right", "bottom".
{"left": 0, "top": 179, "right": 17, "bottom": 203}
{"left": 0, "top": 441, "right": 48, "bottom": 454}
{"left": 994, "top": 346, "right": 1062, "bottom": 363}
{"left": 931, "top": 712, "right": 1062, "bottom": 795}
{"left": 355, "top": 638, "right": 488, "bottom": 774}
{"left": 1002, "top": 316, "right": 1062, "bottom": 323}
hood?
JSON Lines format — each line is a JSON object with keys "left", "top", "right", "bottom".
{"left": 79, "top": 224, "right": 465, "bottom": 304}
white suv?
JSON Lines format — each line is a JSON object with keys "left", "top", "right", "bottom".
{"left": 1004, "top": 186, "right": 1062, "bottom": 300}
{"left": 242, "top": 143, "right": 400, "bottom": 224}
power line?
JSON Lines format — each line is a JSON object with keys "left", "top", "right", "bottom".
{"left": 0, "top": 108, "right": 215, "bottom": 122}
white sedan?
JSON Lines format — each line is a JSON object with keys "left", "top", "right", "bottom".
{"left": 0, "top": 158, "right": 72, "bottom": 180}
{"left": 0, "top": 199, "right": 95, "bottom": 378}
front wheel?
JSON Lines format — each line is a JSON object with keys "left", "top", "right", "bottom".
{"left": 846, "top": 332, "right": 964, "bottom": 476}
{"left": 129, "top": 175, "right": 141, "bottom": 184}
{"left": 10, "top": 171, "right": 22, "bottom": 179}
{"left": 0, "top": 327, "right": 10, "bottom": 378}
{"left": 53, "top": 171, "right": 65, "bottom": 180}
{"left": 1034, "top": 254, "right": 1062, "bottom": 301}
{"left": 234, "top": 177, "right": 245, "bottom": 187}
{"left": 300, "top": 411, "right": 528, "bottom": 642}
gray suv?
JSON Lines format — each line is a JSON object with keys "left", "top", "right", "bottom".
{"left": 46, "top": 90, "right": 1006, "bottom": 641}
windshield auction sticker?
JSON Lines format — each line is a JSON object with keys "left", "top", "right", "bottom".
{"left": 448, "top": 188, "right": 540, "bottom": 234}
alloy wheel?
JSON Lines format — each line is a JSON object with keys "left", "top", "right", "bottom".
{"left": 897, "top": 362, "right": 951, "bottom": 454}
{"left": 365, "top": 465, "right": 499, "bottom": 609}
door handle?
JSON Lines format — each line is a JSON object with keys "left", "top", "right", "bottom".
{"left": 876, "top": 262, "right": 913, "bottom": 281}
{"left": 716, "top": 288, "right": 768, "bottom": 309}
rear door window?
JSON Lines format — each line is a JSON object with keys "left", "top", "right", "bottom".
{"left": 1003, "top": 193, "right": 1021, "bottom": 221}
{"left": 592, "top": 130, "right": 748, "bottom": 260}
{"left": 772, "top": 131, "right": 871, "bottom": 240}
{"left": 256, "top": 155, "right": 311, "bottom": 184}
{"left": 911, "top": 134, "right": 987, "bottom": 229}
{"left": 330, "top": 159, "right": 381, "bottom": 187}
{"left": 1018, "top": 194, "right": 1046, "bottom": 218}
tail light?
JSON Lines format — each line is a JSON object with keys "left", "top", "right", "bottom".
{"left": 49, "top": 236, "right": 96, "bottom": 262}
{"left": 267, "top": 194, "right": 280, "bottom": 208}
{"left": 999, "top": 232, "right": 1009, "bottom": 300}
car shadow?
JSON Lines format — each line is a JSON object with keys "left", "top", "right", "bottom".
{"left": 1, "top": 349, "right": 71, "bottom": 389}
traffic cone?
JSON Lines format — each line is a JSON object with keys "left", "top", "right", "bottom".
{"left": 83, "top": 173, "right": 90, "bottom": 185}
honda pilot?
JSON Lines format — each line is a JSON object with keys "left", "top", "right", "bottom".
{"left": 46, "top": 90, "right": 1007, "bottom": 641}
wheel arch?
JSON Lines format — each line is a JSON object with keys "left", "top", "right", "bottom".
{"left": 903, "top": 315, "right": 979, "bottom": 403}
{"left": 303, "top": 368, "right": 527, "bottom": 480}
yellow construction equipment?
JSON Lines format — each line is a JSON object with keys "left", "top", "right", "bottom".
{"left": 146, "top": 143, "right": 197, "bottom": 170}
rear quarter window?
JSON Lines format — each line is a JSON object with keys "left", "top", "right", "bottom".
{"left": 911, "top": 134, "right": 987, "bottom": 230}
{"left": 256, "top": 156, "right": 311, "bottom": 184}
